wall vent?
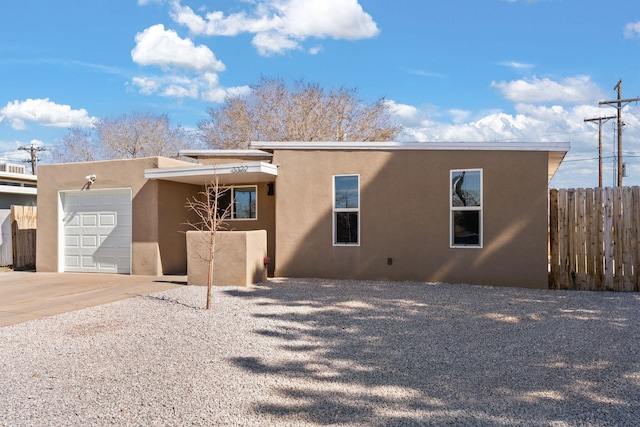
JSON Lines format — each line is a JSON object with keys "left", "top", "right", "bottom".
{"left": 0, "top": 163, "right": 26, "bottom": 174}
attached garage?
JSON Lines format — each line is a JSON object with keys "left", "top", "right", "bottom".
{"left": 59, "top": 188, "right": 132, "bottom": 274}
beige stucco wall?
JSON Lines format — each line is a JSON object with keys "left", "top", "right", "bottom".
{"left": 221, "top": 182, "right": 276, "bottom": 276}
{"left": 36, "top": 157, "right": 198, "bottom": 275}
{"left": 158, "top": 179, "right": 202, "bottom": 274}
{"left": 191, "top": 158, "right": 277, "bottom": 272}
{"left": 186, "top": 230, "right": 267, "bottom": 286}
{"left": 270, "top": 149, "right": 550, "bottom": 288}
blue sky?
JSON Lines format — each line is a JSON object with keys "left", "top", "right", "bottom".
{"left": 1, "top": 0, "right": 640, "bottom": 188}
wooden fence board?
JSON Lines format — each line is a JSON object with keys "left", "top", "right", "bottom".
{"left": 595, "top": 189, "right": 605, "bottom": 290}
{"left": 631, "top": 187, "right": 640, "bottom": 292}
{"left": 622, "top": 189, "right": 633, "bottom": 291}
{"left": 614, "top": 189, "right": 623, "bottom": 290}
{"left": 550, "top": 187, "right": 639, "bottom": 291}
{"left": 576, "top": 188, "right": 586, "bottom": 289}
{"left": 558, "top": 189, "right": 569, "bottom": 289}
{"left": 549, "top": 189, "right": 559, "bottom": 289}
{"left": 604, "top": 188, "right": 614, "bottom": 290}
{"left": 10, "top": 205, "right": 36, "bottom": 270}
{"left": 568, "top": 189, "right": 577, "bottom": 289}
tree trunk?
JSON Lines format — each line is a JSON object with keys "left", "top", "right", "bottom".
{"left": 206, "top": 236, "right": 215, "bottom": 310}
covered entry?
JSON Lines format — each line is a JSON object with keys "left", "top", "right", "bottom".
{"left": 59, "top": 188, "right": 132, "bottom": 273}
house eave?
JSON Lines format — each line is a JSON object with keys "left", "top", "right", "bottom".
{"left": 250, "top": 140, "right": 570, "bottom": 152}
{"left": 179, "top": 149, "right": 273, "bottom": 160}
{"left": 144, "top": 161, "right": 277, "bottom": 185}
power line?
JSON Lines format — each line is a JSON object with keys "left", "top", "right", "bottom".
{"left": 584, "top": 115, "right": 616, "bottom": 188}
{"left": 562, "top": 154, "right": 640, "bottom": 163}
{"left": 598, "top": 80, "right": 640, "bottom": 186}
{"left": 18, "top": 144, "right": 46, "bottom": 175}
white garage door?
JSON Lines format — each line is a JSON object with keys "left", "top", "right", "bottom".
{"left": 61, "top": 189, "right": 132, "bottom": 274}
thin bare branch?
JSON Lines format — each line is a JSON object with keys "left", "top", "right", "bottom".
{"left": 199, "top": 77, "right": 402, "bottom": 148}
{"left": 56, "top": 112, "right": 197, "bottom": 162}
{"left": 184, "top": 175, "right": 230, "bottom": 310}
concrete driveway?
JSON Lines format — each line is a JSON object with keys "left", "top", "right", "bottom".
{"left": 0, "top": 272, "right": 185, "bottom": 327}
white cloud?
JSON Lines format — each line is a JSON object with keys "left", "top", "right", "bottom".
{"left": 624, "top": 21, "right": 640, "bottom": 39}
{"left": 252, "top": 31, "right": 301, "bottom": 56}
{"left": 169, "top": 0, "right": 379, "bottom": 56}
{"left": 499, "top": 61, "right": 534, "bottom": 70}
{"left": 0, "top": 99, "right": 98, "bottom": 130}
{"left": 384, "top": 100, "right": 421, "bottom": 127}
{"left": 390, "top": 96, "right": 640, "bottom": 188}
{"left": 491, "top": 76, "right": 605, "bottom": 104}
{"left": 131, "top": 1, "right": 377, "bottom": 101}
{"left": 403, "top": 68, "right": 444, "bottom": 78}
{"left": 130, "top": 24, "right": 240, "bottom": 101}
{"left": 130, "top": 76, "right": 162, "bottom": 95}
{"left": 29, "top": 139, "right": 45, "bottom": 147}
{"left": 130, "top": 73, "right": 249, "bottom": 102}
{"left": 449, "top": 109, "right": 472, "bottom": 124}
{"left": 281, "top": 0, "right": 379, "bottom": 39}
{"left": 131, "top": 24, "right": 225, "bottom": 72}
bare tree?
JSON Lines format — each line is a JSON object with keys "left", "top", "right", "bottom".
{"left": 199, "top": 77, "right": 401, "bottom": 148}
{"left": 98, "top": 112, "right": 193, "bottom": 159}
{"left": 185, "top": 176, "right": 230, "bottom": 310}
{"left": 57, "top": 128, "right": 100, "bottom": 162}
{"left": 56, "top": 112, "right": 196, "bottom": 162}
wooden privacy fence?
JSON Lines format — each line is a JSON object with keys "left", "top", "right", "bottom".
{"left": 549, "top": 187, "right": 640, "bottom": 291}
{"left": 11, "top": 205, "right": 36, "bottom": 270}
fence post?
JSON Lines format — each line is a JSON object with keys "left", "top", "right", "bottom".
{"left": 549, "top": 189, "right": 559, "bottom": 289}
{"left": 595, "top": 188, "right": 605, "bottom": 290}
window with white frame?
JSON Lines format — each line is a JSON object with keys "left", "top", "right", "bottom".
{"left": 333, "top": 175, "right": 360, "bottom": 245}
{"left": 217, "top": 185, "right": 257, "bottom": 220}
{"left": 450, "top": 169, "right": 482, "bottom": 247}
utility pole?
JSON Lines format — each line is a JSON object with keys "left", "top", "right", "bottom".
{"left": 18, "top": 144, "right": 46, "bottom": 175}
{"left": 599, "top": 80, "right": 640, "bottom": 186}
{"left": 584, "top": 115, "right": 616, "bottom": 188}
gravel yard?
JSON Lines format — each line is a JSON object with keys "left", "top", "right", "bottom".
{"left": 1, "top": 278, "right": 639, "bottom": 426}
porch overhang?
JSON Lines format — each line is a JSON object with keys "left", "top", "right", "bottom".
{"left": 179, "top": 149, "right": 273, "bottom": 161}
{"left": 144, "top": 161, "right": 277, "bottom": 185}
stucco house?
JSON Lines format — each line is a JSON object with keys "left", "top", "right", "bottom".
{"left": 36, "top": 141, "right": 569, "bottom": 288}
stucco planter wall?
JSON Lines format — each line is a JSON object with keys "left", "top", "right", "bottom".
{"left": 186, "top": 230, "right": 267, "bottom": 286}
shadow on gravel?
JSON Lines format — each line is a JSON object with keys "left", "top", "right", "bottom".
{"left": 224, "top": 279, "right": 640, "bottom": 426}
{"left": 143, "top": 294, "right": 200, "bottom": 310}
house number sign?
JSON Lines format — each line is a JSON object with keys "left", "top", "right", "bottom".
{"left": 231, "top": 166, "right": 249, "bottom": 173}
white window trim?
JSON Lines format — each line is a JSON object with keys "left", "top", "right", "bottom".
{"left": 333, "top": 174, "right": 360, "bottom": 246}
{"left": 223, "top": 185, "right": 258, "bottom": 221}
{"left": 450, "top": 169, "right": 483, "bottom": 248}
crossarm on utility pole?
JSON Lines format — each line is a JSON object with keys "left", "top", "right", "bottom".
{"left": 597, "top": 80, "right": 640, "bottom": 186}
{"left": 18, "top": 145, "right": 46, "bottom": 175}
